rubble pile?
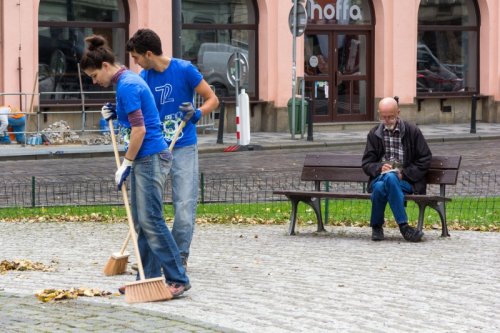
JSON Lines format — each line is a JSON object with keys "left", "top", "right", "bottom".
{"left": 39, "top": 120, "right": 113, "bottom": 145}
{"left": 42, "top": 120, "right": 81, "bottom": 144}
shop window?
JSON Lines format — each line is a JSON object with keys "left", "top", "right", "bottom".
{"left": 181, "top": 0, "right": 257, "bottom": 99}
{"left": 417, "top": 0, "right": 478, "bottom": 95}
{"left": 38, "top": 0, "right": 128, "bottom": 103}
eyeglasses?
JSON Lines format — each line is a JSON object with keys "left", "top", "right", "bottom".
{"left": 378, "top": 115, "right": 397, "bottom": 122}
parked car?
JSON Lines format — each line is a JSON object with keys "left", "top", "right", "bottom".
{"left": 197, "top": 42, "right": 249, "bottom": 97}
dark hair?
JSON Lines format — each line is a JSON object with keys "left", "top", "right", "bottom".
{"left": 126, "top": 29, "right": 163, "bottom": 56}
{"left": 80, "top": 35, "right": 116, "bottom": 70}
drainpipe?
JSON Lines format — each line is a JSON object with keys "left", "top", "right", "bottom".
{"left": 18, "top": 56, "right": 22, "bottom": 109}
{"left": 172, "top": 0, "right": 182, "bottom": 58}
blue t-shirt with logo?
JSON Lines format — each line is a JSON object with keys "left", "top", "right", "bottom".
{"left": 115, "top": 69, "right": 168, "bottom": 158}
{"left": 140, "top": 58, "right": 203, "bottom": 147}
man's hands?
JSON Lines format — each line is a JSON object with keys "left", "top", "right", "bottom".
{"left": 115, "top": 158, "right": 133, "bottom": 190}
{"left": 101, "top": 103, "right": 117, "bottom": 121}
{"left": 179, "top": 102, "right": 202, "bottom": 124}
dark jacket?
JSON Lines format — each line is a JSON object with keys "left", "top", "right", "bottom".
{"left": 362, "top": 120, "right": 432, "bottom": 194}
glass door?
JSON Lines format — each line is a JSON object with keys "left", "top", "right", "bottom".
{"left": 334, "top": 32, "right": 370, "bottom": 121}
{"left": 304, "top": 31, "right": 372, "bottom": 122}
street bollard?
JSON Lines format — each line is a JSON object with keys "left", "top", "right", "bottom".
{"left": 470, "top": 94, "right": 478, "bottom": 134}
{"left": 216, "top": 101, "right": 225, "bottom": 144}
{"left": 306, "top": 97, "right": 313, "bottom": 141}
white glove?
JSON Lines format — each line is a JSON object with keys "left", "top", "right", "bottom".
{"left": 115, "top": 158, "right": 133, "bottom": 190}
{"left": 101, "top": 103, "right": 117, "bottom": 121}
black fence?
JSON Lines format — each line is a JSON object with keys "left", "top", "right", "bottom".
{"left": 0, "top": 171, "right": 499, "bottom": 222}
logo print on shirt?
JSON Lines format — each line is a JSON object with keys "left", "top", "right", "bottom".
{"left": 155, "top": 84, "right": 174, "bottom": 104}
{"left": 162, "top": 112, "right": 184, "bottom": 143}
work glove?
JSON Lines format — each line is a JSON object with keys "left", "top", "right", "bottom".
{"left": 179, "top": 102, "right": 202, "bottom": 124}
{"left": 115, "top": 158, "right": 133, "bottom": 191}
{"left": 101, "top": 102, "right": 117, "bottom": 121}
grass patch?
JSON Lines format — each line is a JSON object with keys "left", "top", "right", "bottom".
{"left": 0, "top": 197, "right": 498, "bottom": 232}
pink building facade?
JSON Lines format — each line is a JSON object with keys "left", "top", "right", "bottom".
{"left": 0, "top": 0, "right": 499, "bottom": 132}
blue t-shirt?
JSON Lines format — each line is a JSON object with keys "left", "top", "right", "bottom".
{"left": 115, "top": 70, "right": 168, "bottom": 158}
{"left": 140, "top": 58, "right": 203, "bottom": 147}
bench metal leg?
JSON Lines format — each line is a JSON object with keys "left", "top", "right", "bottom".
{"left": 286, "top": 196, "right": 326, "bottom": 235}
{"left": 288, "top": 197, "right": 299, "bottom": 236}
{"left": 428, "top": 202, "right": 450, "bottom": 237}
{"left": 416, "top": 202, "right": 450, "bottom": 237}
{"left": 416, "top": 203, "right": 426, "bottom": 232}
{"left": 308, "top": 197, "right": 326, "bottom": 233}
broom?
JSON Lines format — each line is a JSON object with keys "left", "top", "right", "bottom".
{"left": 102, "top": 120, "right": 131, "bottom": 276}
{"left": 103, "top": 119, "right": 187, "bottom": 276}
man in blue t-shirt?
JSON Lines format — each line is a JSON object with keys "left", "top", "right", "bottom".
{"left": 127, "top": 29, "right": 219, "bottom": 268}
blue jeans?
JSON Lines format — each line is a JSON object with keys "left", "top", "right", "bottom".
{"left": 2, "top": 116, "right": 26, "bottom": 143}
{"left": 129, "top": 150, "right": 189, "bottom": 285}
{"left": 370, "top": 172, "right": 413, "bottom": 227}
{"left": 170, "top": 144, "right": 199, "bottom": 261}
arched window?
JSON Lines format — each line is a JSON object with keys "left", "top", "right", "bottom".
{"left": 181, "top": 0, "right": 258, "bottom": 99}
{"left": 38, "top": 0, "right": 128, "bottom": 102}
{"left": 417, "top": 0, "right": 479, "bottom": 95}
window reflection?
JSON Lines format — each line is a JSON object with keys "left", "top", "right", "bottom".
{"left": 182, "top": 0, "right": 257, "bottom": 98}
{"left": 417, "top": 0, "right": 478, "bottom": 94}
{"left": 38, "top": 0, "right": 126, "bottom": 102}
{"left": 304, "top": 34, "right": 329, "bottom": 76}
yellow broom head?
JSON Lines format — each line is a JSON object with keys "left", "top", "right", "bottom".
{"left": 125, "top": 277, "right": 173, "bottom": 303}
{"left": 102, "top": 252, "right": 129, "bottom": 276}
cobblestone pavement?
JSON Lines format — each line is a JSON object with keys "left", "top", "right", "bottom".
{"left": 1, "top": 222, "right": 499, "bottom": 332}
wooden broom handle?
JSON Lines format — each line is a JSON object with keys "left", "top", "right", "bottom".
{"left": 109, "top": 120, "right": 146, "bottom": 280}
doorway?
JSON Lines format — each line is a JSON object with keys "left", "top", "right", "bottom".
{"left": 304, "top": 31, "right": 373, "bottom": 122}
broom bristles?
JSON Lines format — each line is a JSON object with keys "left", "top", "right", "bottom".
{"left": 103, "top": 252, "right": 129, "bottom": 276}
{"left": 125, "top": 277, "right": 173, "bottom": 303}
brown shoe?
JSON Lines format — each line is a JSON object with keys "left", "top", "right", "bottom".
{"left": 118, "top": 286, "right": 126, "bottom": 295}
{"left": 167, "top": 282, "right": 191, "bottom": 298}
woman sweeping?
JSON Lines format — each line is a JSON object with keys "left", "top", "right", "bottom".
{"left": 80, "top": 35, "right": 190, "bottom": 298}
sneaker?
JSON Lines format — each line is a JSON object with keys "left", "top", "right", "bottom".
{"left": 118, "top": 285, "right": 126, "bottom": 295}
{"left": 371, "top": 225, "right": 385, "bottom": 241}
{"left": 399, "top": 223, "right": 424, "bottom": 242}
{"left": 168, "top": 282, "right": 191, "bottom": 298}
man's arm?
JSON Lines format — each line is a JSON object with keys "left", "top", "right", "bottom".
{"left": 361, "top": 131, "right": 384, "bottom": 178}
{"left": 194, "top": 79, "right": 219, "bottom": 116}
{"left": 402, "top": 127, "right": 432, "bottom": 183}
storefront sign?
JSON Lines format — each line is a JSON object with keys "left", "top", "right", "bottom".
{"left": 308, "top": 0, "right": 362, "bottom": 21}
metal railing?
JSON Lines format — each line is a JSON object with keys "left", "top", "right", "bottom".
{"left": 1, "top": 88, "right": 217, "bottom": 144}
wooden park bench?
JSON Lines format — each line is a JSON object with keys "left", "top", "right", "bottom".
{"left": 273, "top": 154, "right": 461, "bottom": 237}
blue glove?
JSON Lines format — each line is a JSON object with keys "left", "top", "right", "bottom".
{"left": 179, "top": 102, "right": 202, "bottom": 124}
{"left": 115, "top": 158, "right": 133, "bottom": 190}
{"left": 101, "top": 102, "right": 117, "bottom": 121}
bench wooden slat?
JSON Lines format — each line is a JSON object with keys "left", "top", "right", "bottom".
{"left": 273, "top": 190, "right": 452, "bottom": 203}
{"left": 426, "top": 169, "right": 459, "bottom": 185}
{"left": 301, "top": 167, "right": 368, "bottom": 182}
{"left": 429, "top": 155, "right": 461, "bottom": 170}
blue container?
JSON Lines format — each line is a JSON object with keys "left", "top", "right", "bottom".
{"left": 100, "top": 118, "right": 118, "bottom": 135}
{"left": 100, "top": 118, "right": 110, "bottom": 135}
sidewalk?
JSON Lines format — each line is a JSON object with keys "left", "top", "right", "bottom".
{"left": 1, "top": 222, "right": 499, "bottom": 332}
{"left": 2, "top": 122, "right": 500, "bottom": 159}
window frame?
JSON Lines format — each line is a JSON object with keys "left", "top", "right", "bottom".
{"left": 38, "top": 1, "right": 129, "bottom": 106}
{"left": 417, "top": 0, "right": 480, "bottom": 97}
